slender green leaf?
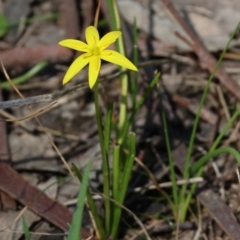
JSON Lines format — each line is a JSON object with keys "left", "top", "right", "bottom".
{"left": 156, "top": 84, "right": 179, "bottom": 210}
{"left": 113, "top": 144, "right": 120, "bottom": 201}
{"left": 181, "top": 147, "right": 240, "bottom": 221}
{"left": 0, "top": 14, "right": 9, "bottom": 37}
{"left": 191, "top": 147, "right": 240, "bottom": 174}
{"left": 72, "top": 163, "right": 106, "bottom": 239}
{"left": 179, "top": 21, "right": 240, "bottom": 222}
{"left": 1, "top": 61, "right": 48, "bottom": 89}
{"left": 106, "top": 0, "right": 130, "bottom": 141}
{"left": 111, "top": 132, "right": 136, "bottom": 240}
{"left": 120, "top": 73, "right": 160, "bottom": 144}
{"left": 67, "top": 162, "right": 91, "bottom": 240}
{"left": 129, "top": 17, "right": 138, "bottom": 131}
{"left": 210, "top": 107, "right": 240, "bottom": 152}
{"left": 22, "top": 216, "right": 30, "bottom": 240}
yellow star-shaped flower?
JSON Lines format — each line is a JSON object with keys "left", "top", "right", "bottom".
{"left": 59, "top": 26, "right": 138, "bottom": 88}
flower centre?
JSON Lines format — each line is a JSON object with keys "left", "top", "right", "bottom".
{"left": 91, "top": 46, "right": 100, "bottom": 56}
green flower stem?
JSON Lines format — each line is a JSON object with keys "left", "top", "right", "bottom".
{"left": 104, "top": 103, "right": 113, "bottom": 156}
{"left": 103, "top": 103, "right": 113, "bottom": 233}
{"left": 1, "top": 61, "right": 48, "bottom": 89}
{"left": 93, "top": 84, "right": 111, "bottom": 234}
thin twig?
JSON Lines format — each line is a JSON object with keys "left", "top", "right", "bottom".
{"left": 160, "top": 0, "right": 240, "bottom": 99}
{"left": 0, "top": 59, "right": 74, "bottom": 177}
{"left": 0, "top": 59, "right": 169, "bottom": 109}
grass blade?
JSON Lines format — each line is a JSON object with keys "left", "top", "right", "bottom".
{"left": 67, "top": 161, "right": 91, "bottom": 240}
{"left": 129, "top": 17, "right": 139, "bottom": 131}
{"left": 181, "top": 147, "right": 240, "bottom": 221}
{"left": 22, "top": 216, "right": 30, "bottom": 240}
{"left": 1, "top": 61, "right": 48, "bottom": 89}
{"left": 156, "top": 83, "right": 179, "bottom": 209}
{"left": 120, "top": 72, "right": 160, "bottom": 144}
{"left": 72, "top": 163, "right": 106, "bottom": 239}
{"left": 191, "top": 147, "right": 240, "bottom": 174}
{"left": 179, "top": 22, "right": 240, "bottom": 222}
{"left": 113, "top": 144, "right": 120, "bottom": 201}
{"left": 111, "top": 132, "right": 136, "bottom": 239}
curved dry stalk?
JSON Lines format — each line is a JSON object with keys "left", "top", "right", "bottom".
{"left": 5, "top": 102, "right": 57, "bottom": 122}
{"left": 0, "top": 59, "right": 169, "bottom": 110}
{"left": 0, "top": 58, "right": 74, "bottom": 177}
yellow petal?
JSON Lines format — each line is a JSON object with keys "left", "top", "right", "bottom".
{"left": 59, "top": 39, "right": 90, "bottom": 52}
{"left": 62, "top": 53, "right": 90, "bottom": 85}
{"left": 88, "top": 56, "right": 101, "bottom": 88}
{"left": 98, "top": 31, "right": 121, "bottom": 50}
{"left": 85, "top": 26, "right": 99, "bottom": 47}
{"left": 100, "top": 50, "right": 138, "bottom": 71}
